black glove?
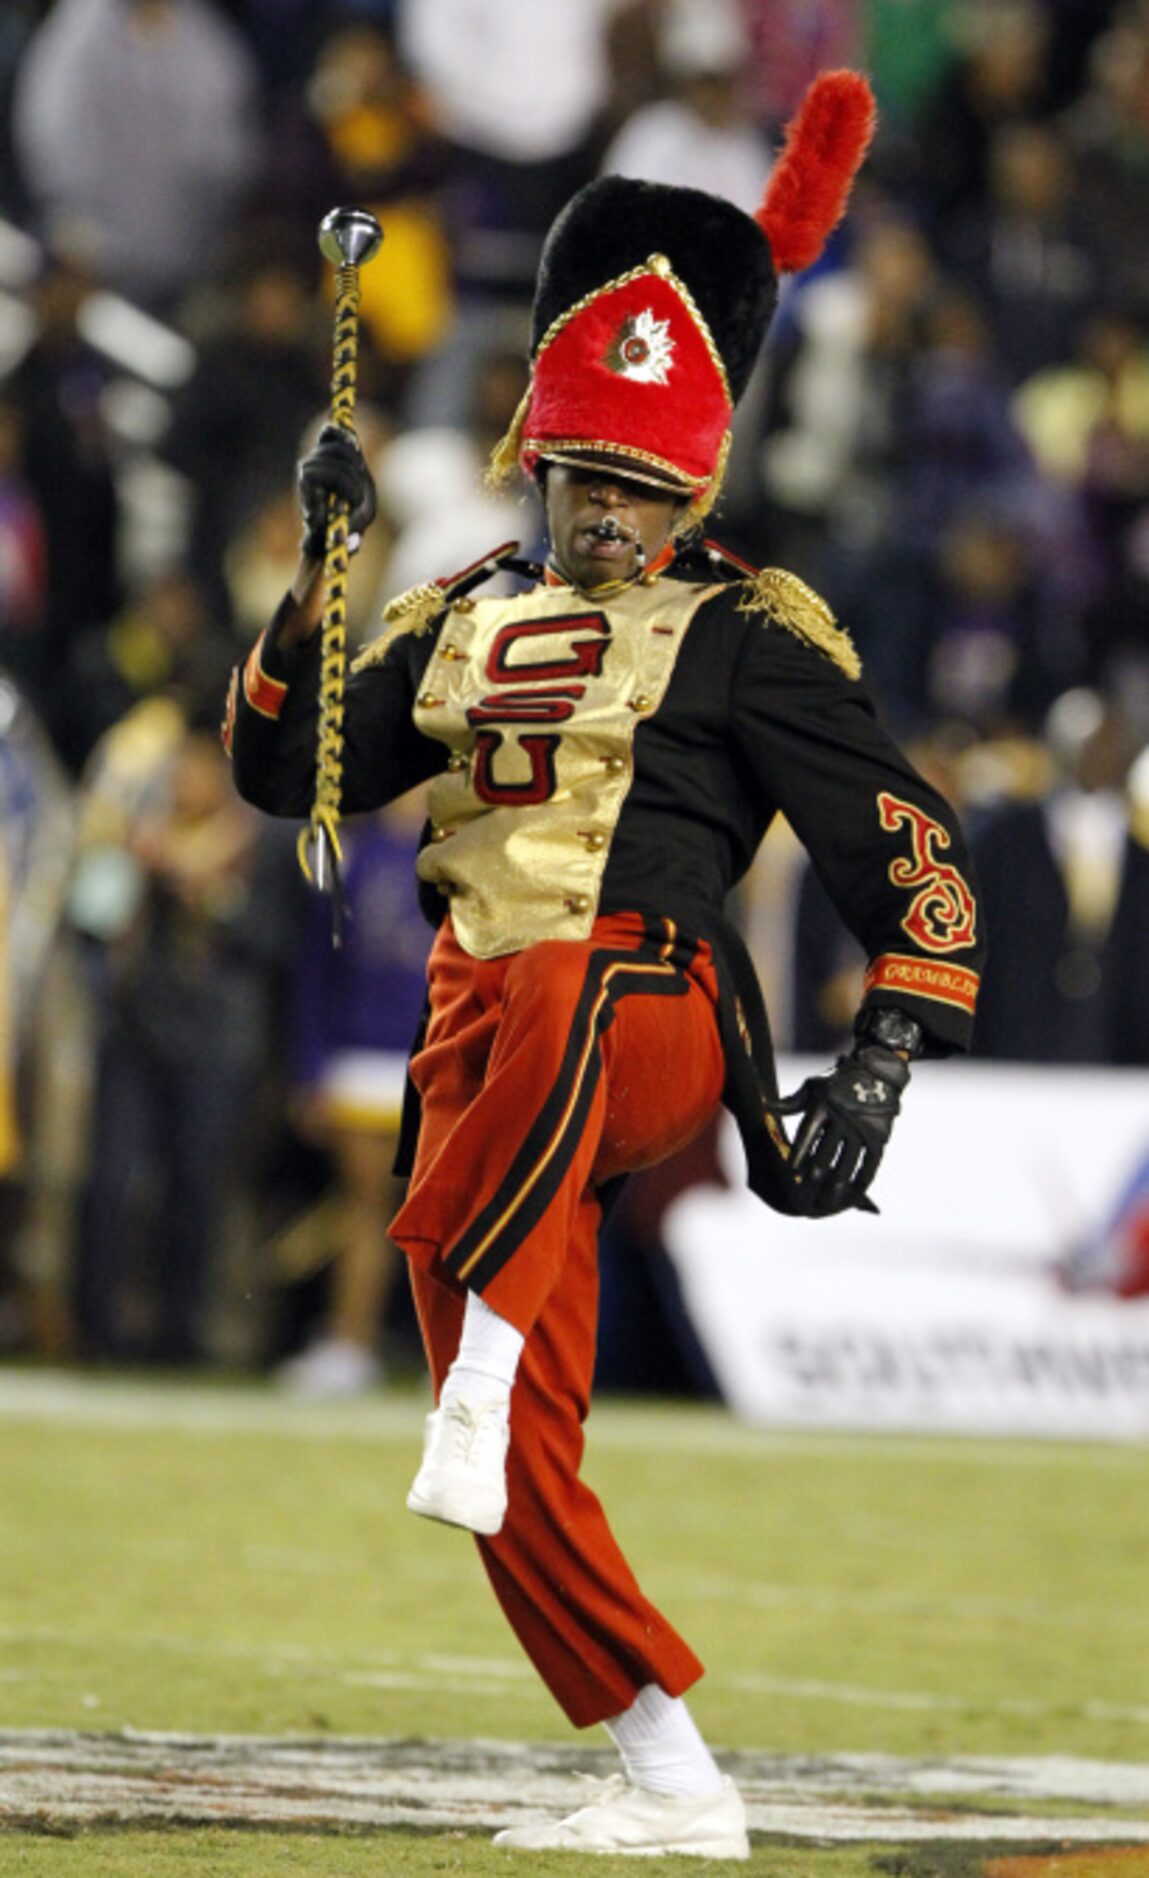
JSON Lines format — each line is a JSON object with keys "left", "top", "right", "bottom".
{"left": 772, "top": 1042, "right": 910, "bottom": 1217}
{"left": 298, "top": 423, "right": 377, "bottom": 560}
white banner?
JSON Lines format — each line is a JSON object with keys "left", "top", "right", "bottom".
{"left": 663, "top": 1060, "right": 1149, "bottom": 1438}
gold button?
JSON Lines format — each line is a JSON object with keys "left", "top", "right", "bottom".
{"left": 418, "top": 692, "right": 444, "bottom": 709}
{"left": 447, "top": 751, "right": 468, "bottom": 772}
{"left": 629, "top": 693, "right": 653, "bottom": 713}
{"left": 438, "top": 642, "right": 466, "bottom": 661}
{"left": 581, "top": 830, "right": 606, "bottom": 851}
{"left": 640, "top": 571, "right": 658, "bottom": 586}
{"left": 429, "top": 823, "right": 453, "bottom": 843}
{"left": 452, "top": 596, "right": 475, "bottom": 613}
{"left": 564, "top": 894, "right": 591, "bottom": 914}
{"left": 649, "top": 252, "right": 672, "bottom": 277}
{"left": 603, "top": 755, "right": 626, "bottom": 773}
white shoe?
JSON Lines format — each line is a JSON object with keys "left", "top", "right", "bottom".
{"left": 492, "top": 1774, "right": 749, "bottom": 1859}
{"left": 275, "top": 1337, "right": 383, "bottom": 1399}
{"left": 405, "top": 1393, "right": 510, "bottom": 1535}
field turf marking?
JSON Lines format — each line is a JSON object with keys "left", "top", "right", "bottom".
{"left": 1, "top": 1734, "right": 1148, "bottom": 1842}
{"left": 4, "top": 1627, "right": 1147, "bottom": 1729}
{"left": 1, "top": 1371, "right": 1147, "bottom": 1469}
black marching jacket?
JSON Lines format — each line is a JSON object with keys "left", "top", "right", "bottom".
{"left": 227, "top": 543, "right": 985, "bottom": 1213}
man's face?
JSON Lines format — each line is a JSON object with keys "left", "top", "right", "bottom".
{"left": 544, "top": 462, "right": 684, "bottom": 590}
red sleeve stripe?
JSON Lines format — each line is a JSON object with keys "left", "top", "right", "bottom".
{"left": 242, "top": 634, "right": 288, "bottom": 720}
{"left": 864, "top": 952, "right": 979, "bottom": 1016}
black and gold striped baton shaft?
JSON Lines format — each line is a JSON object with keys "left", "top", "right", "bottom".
{"left": 299, "top": 205, "right": 383, "bottom": 939}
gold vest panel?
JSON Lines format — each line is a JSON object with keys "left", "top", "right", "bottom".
{"left": 412, "top": 578, "right": 721, "bottom": 957}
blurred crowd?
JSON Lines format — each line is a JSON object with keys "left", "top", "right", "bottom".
{"left": 0, "top": 0, "right": 1147, "bottom": 1387}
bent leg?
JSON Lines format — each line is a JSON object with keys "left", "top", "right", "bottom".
{"left": 392, "top": 915, "right": 722, "bottom": 1335}
{"left": 409, "top": 1192, "right": 704, "bottom": 1729}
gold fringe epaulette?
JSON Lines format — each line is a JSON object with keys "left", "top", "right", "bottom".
{"left": 350, "top": 582, "right": 449, "bottom": 672}
{"left": 735, "top": 567, "right": 861, "bottom": 681}
{"left": 352, "top": 542, "right": 524, "bottom": 673}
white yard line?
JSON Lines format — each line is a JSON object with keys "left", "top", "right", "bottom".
{"left": 675, "top": 1569, "right": 1149, "bottom": 1633}
{"left": 3, "top": 1626, "right": 1147, "bottom": 1730}
{"left": 727, "top": 1673, "right": 1149, "bottom": 1727}
{"left": 0, "top": 1732, "right": 1147, "bottom": 1840}
{"left": 1, "top": 1369, "right": 1146, "bottom": 1466}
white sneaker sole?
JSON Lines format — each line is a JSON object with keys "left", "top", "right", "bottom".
{"left": 405, "top": 1479, "right": 506, "bottom": 1536}
{"left": 492, "top": 1830, "right": 749, "bottom": 1858}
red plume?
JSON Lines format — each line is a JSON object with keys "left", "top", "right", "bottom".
{"left": 756, "top": 70, "right": 877, "bottom": 276}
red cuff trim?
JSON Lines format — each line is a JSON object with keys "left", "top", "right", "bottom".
{"left": 242, "top": 633, "right": 288, "bottom": 720}
{"left": 864, "top": 952, "right": 980, "bottom": 1016}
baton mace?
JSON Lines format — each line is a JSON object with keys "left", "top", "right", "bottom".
{"left": 298, "top": 205, "right": 384, "bottom": 943}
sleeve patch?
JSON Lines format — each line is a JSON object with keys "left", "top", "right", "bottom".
{"left": 877, "top": 791, "right": 978, "bottom": 953}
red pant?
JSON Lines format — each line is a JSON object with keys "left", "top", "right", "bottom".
{"left": 389, "top": 911, "right": 725, "bottom": 1726}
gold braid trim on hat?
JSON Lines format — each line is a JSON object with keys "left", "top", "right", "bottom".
{"left": 486, "top": 253, "right": 731, "bottom": 491}
{"left": 519, "top": 436, "right": 697, "bottom": 491}
{"left": 680, "top": 428, "right": 732, "bottom": 532}
{"left": 736, "top": 568, "right": 862, "bottom": 681}
{"left": 351, "top": 582, "right": 446, "bottom": 672}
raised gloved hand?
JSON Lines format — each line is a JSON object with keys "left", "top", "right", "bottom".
{"left": 298, "top": 423, "right": 377, "bottom": 560}
{"left": 772, "top": 1041, "right": 910, "bottom": 1217}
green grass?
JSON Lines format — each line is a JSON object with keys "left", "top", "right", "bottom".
{"left": 0, "top": 1372, "right": 1146, "bottom": 1876}
{"left": 0, "top": 1828, "right": 901, "bottom": 1877}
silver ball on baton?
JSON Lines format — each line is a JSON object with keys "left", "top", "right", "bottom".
{"left": 318, "top": 205, "right": 384, "bottom": 270}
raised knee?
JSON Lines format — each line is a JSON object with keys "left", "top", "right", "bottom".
{"left": 504, "top": 941, "right": 588, "bottom": 1006}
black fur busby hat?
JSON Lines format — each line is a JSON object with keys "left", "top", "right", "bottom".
{"left": 531, "top": 175, "right": 778, "bottom": 409}
{"left": 490, "top": 70, "right": 877, "bottom": 519}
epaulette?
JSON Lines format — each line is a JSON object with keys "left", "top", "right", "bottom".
{"left": 677, "top": 537, "right": 862, "bottom": 680}
{"left": 351, "top": 541, "right": 538, "bottom": 672}
{"left": 733, "top": 561, "right": 861, "bottom": 682}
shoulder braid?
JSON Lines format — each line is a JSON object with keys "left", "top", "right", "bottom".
{"left": 350, "top": 540, "right": 525, "bottom": 674}
{"left": 351, "top": 582, "right": 446, "bottom": 671}
{"left": 734, "top": 567, "right": 861, "bottom": 681}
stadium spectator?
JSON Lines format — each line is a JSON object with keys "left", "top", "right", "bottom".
{"left": 264, "top": 19, "right": 453, "bottom": 380}
{"left": 941, "top": 119, "right": 1103, "bottom": 385}
{"left": 0, "top": 669, "right": 75, "bottom": 1343}
{"left": 922, "top": 505, "right": 1055, "bottom": 733}
{"left": 70, "top": 697, "right": 298, "bottom": 1364}
{"left": 51, "top": 568, "right": 233, "bottom": 779}
{"left": 276, "top": 795, "right": 430, "bottom": 1397}
{"left": 1, "top": 257, "right": 122, "bottom": 737}
{"left": 760, "top": 209, "right": 940, "bottom": 570}
{"left": 970, "top": 685, "right": 1149, "bottom": 1064}
{"left": 1064, "top": 8, "right": 1149, "bottom": 325}
{"left": 396, "top": 0, "right": 619, "bottom": 300}
{"left": 11, "top": 0, "right": 263, "bottom": 316}
{"left": 1014, "top": 304, "right": 1149, "bottom": 692}
{"left": 160, "top": 253, "right": 332, "bottom": 621}
{"left": 367, "top": 342, "right": 538, "bottom": 611}
{"left": 599, "top": 0, "right": 770, "bottom": 216}
{"left": 742, "top": 0, "right": 862, "bottom": 126}
{"left": 910, "top": 0, "right": 1051, "bottom": 237}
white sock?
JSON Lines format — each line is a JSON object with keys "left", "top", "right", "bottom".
{"left": 441, "top": 1291, "right": 524, "bottom": 1408}
{"left": 603, "top": 1684, "right": 724, "bottom": 1798}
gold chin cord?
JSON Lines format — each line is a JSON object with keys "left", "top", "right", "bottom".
{"left": 297, "top": 206, "right": 383, "bottom": 944}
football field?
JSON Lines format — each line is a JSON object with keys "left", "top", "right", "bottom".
{"left": 0, "top": 1368, "right": 1146, "bottom": 1877}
